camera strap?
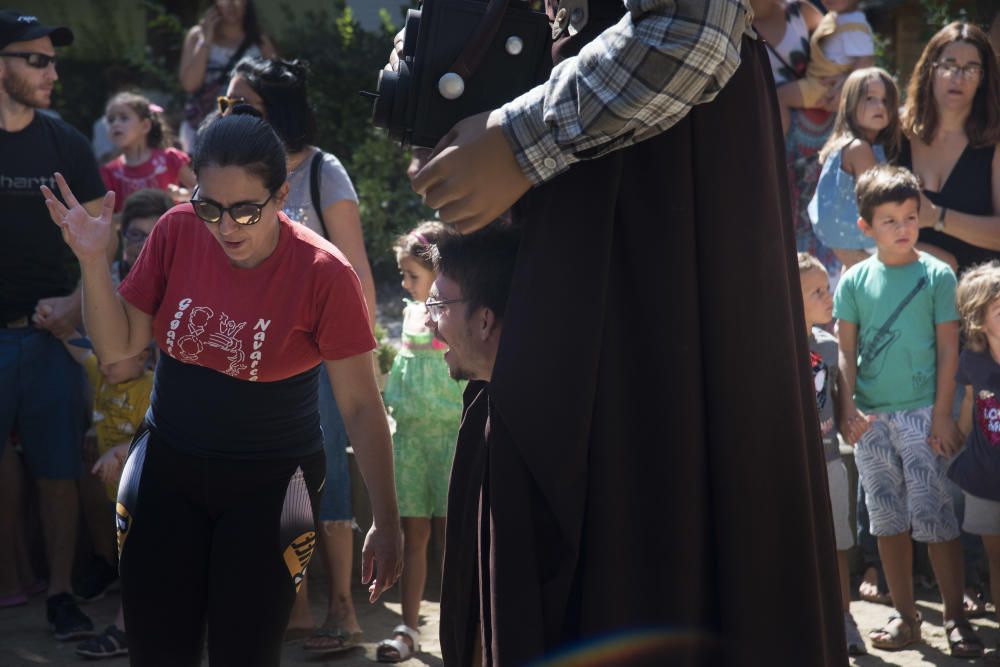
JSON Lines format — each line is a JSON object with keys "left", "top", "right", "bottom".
{"left": 309, "top": 150, "right": 329, "bottom": 241}
{"left": 448, "top": 0, "right": 514, "bottom": 81}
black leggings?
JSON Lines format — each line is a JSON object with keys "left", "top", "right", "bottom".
{"left": 117, "top": 429, "right": 325, "bottom": 667}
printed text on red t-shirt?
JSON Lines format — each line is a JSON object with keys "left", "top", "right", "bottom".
{"left": 166, "top": 297, "right": 271, "bottom": 381}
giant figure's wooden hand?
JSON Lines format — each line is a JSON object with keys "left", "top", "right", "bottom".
{"left": 410, "top": 109, "right": 532, "bottom": 234}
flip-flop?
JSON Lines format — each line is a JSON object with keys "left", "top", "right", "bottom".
{"left": 302, "top": 627, "right": 363, "bottom": 655}
{"left": 964, "top": 587, "right": 990, "bottom": 618}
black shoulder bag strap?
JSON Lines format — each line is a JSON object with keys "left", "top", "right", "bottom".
{"left": 309, "top": 151, "right": 329, "bottom": 240}
{"left": 219, "top": 39, "right": 252, "bottom": 84}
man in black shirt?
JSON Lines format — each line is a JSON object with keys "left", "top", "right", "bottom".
{"left": 0, "top": 11, "right": 108, "bottom": 641}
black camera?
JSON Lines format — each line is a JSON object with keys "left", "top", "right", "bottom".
{"left": 368, "top": 0, "right": 551, "bottom": 148}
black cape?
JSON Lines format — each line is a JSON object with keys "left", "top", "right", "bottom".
{"left": 440, "top": 7, "right": 847, "bottom": 666}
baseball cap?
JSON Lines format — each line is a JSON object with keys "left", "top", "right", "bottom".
{"left": 0, "top": 11, "right": 73, "bottom": 50}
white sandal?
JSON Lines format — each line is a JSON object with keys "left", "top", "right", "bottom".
{"left": 377, "top": 624, "right": 420, "bottom": 663}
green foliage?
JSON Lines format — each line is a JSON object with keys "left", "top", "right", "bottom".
{"left": 49, "top": 0, "right": 429, "bottom": 281}
{"left": 872, "top": 30, "right": 893, "bottom": 74}
{"left": 277, "top": 1, "right": 433, "bottom": 279}
{"left": 918, "top": 0, "right": 968, "bottom": 37}
{"left": 51, "top": 1, "right": 186, "bottom": 136}
{"left": 373, "top": 323, "right": 398, "bottom": 375}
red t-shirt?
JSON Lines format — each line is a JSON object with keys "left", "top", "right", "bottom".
{"left": 100, "top": 147, "right": 190, "bottom": 211}
{"left": 119, "top": 205, "right": 375, "bottom": 383}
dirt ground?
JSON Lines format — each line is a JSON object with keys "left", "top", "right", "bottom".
{"left": 1, "top": 573, "right": 997, "bottom": 665}
{"left": 0, "top": 581, "right": 1000, "bottom": 667}
{"left": 0, "top": 573, "right": 443, "bottom": 666}
{"left": 850, "top": 590, "right": 998, "bottom": 666}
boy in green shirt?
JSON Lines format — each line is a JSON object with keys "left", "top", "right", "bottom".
{"left": 834, "top": 165, "right": 981, "bottom": 657}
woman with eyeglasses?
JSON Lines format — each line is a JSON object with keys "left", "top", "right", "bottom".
{"left": 891, "top": 20, "right": 1000, "bottom": 652}
{"left": 39, "top": 108, "right": 402, "bottom": 667}
{"left": 898, "top": 21, "right": 1000, "bottom": 275}
{"left": 217, "top": 57, "right": 377, "bottom": 654}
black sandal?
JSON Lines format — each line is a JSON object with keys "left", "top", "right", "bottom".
{"left": 76, "top": 625, "right": 128, "bottom": 659}
{"left": 945, "top": 619, "right": 984, "bottom": 659}
{"left": 964, "top": 586, "right": 990, "bottom": 618}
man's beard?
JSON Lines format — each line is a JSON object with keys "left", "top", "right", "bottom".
{"left": 2, "top": 71, "right": 49, "bottom": 109}
{"left": 448, "top": 364, "right": 475, "bottom": 382}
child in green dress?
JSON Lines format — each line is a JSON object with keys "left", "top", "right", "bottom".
{"left": 377, "top": 222, "right": 464, "bottom": 663}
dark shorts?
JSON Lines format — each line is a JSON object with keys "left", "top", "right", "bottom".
{"left": 317, "top": 369, "right": 353, "bottom": 522}
{"left": 0, "top": 327, "right": 86, "bottom": 479}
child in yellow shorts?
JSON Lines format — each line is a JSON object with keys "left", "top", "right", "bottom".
{"left": 59, "top": 335, "right": 152, "bottom": 659}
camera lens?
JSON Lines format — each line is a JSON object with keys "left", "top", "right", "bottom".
{"left": 371, "top": 63, "right": 412, "bottom": 142}
{"left": 403, "top": 10, "right": 421, "bottom": 59}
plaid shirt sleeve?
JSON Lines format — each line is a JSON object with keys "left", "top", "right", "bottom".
{"left": 498, "top": 0, "right": 752, "bottom": 184}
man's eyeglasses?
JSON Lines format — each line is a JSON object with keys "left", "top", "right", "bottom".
{"left": 190, "top": 188, "right": 275, "bottom": 226}
{"left": 217, "top": 95, "right": 249, "bottom": 115}
{"left": 934, "top": 61, "right": 984, "bottom": 81}
{"left": 0, "top": 52, "right": 56, "bottom": 69}
{"left": 123, "top": 228, "right": 150, "bottom": 245}
{"left": 425, "top": 297, "right": 466, "bottom": 323}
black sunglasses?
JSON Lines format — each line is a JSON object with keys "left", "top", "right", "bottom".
{"left": 0, "top": 52, "right": 57, "bottom": 68}
{"left": 190, "top": 188, "right": 275, "bottom": 226}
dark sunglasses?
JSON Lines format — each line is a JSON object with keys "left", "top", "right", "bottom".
{"left": 0, "top": 51, "right": 56, "bottom": 68}
{"left": 217, "top": 95, "right": 248, "bottom": 114}
{"left": 190, "top": 188, "right": 275, "bottom": 226}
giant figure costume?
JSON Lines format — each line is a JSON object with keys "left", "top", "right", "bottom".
{"left": 440, "top": 1, "right": 847, "bottom": 664}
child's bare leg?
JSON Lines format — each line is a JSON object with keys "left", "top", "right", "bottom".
{"left": 927, "top": 538, "right": 967, "bottom": 622}
{"left": 401, "top": 517, "right": 431, "bottom": 631}
{"left": 37, "top": 478, "right": 79, "bottom": 595}
{"left": 432, "top": 516, "right": 447, "bottom": 576}
{"left": 300, "top": 519, "right": 362, "bottom": 651}
{"left": 832, "top": 248, "right": 871, "bottom": 271}
{"left": 78, "top": 473, "right": 116, "bottom": 566}
{"left": 287, "top": 571, "right": 313, "bottom": 631}
{"left": 982, "top": 535, "right": 1000, "bottom": 624}
{"left": 317, "top": 520, "right": 361, "bottom": 631}
{"left": 838, "top": 550, "right": 851, "bottom": 611}
{"left": 876, "top": 533, "right": 916, "bottom": 619}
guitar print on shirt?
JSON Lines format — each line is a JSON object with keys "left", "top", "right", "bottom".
{"left": 858, "top": 276, "right": 928, "bottom": 377}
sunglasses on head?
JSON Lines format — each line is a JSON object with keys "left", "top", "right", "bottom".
{"left": 0, "top": 52, "right": 56, "bottom": 68}
{"left": 217, "top": 95, "right": 249, "bottom": 114}
{"left": 190, "top": 187, "right": 275, "bottom": 226}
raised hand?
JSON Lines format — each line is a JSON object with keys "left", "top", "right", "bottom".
{"left": 40, "top": 172, "right": 115, "bottom": 263}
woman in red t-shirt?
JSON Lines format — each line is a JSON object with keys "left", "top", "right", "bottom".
{"left": 42, "top": 109, "right": 402, "bottom": 666}
{"left": 100, "top": 92, "right": 197, "bottom": 212}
